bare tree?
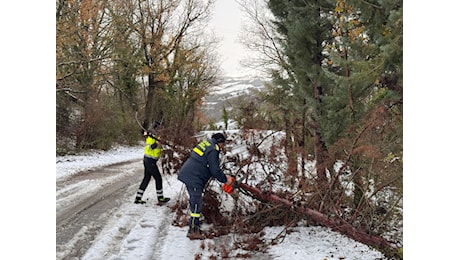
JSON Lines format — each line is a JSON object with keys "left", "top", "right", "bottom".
{"left": 56, "top": 0, "right": 117, "bottom": 149}
{"left": 130, "top": 0, "right": 216, "bottom": 130}
{"left": 236, "top": 0, "right": 286, "bottom": 76}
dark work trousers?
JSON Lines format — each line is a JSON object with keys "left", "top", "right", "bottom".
{"left": 186, "top": 186, "right": 203, "bottom": 229}
{"left": 138, "top": 157, "right": 163, "bottom": 195}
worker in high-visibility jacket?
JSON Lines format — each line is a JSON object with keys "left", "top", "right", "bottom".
{"left": 134, "top": 121, "right": 170, "bottom": 204}
{"left": 178, "top": 132, "right": 232, "bottom": 239}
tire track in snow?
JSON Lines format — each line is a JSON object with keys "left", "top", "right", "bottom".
{"left": 110, "top": 179, "right": 189, "bottom": 259}
{"left": 57, "top": 158, "right": 242, "bottom": 260}
{"left": 56, "top": 160, "right": 144, "bottom": 260}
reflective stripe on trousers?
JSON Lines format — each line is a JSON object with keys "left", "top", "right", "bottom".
{"left": 186, "top": 186, "right": 203, "bottom": 228}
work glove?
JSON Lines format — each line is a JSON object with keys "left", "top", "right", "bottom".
{"left": 223, "top": 175, "right": 236, "bottom": 194}
{"left": 143, "top": 131, "right": 154, "bottom": 137}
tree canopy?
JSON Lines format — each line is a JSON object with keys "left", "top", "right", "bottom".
{"left": 56, "top": 0, "right": 220, "bottom": 152}
{"left": 234, "top": 0, "right": 402, "bottom": 257}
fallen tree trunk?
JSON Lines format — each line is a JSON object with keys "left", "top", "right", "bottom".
{"left": 238, "top": 183, "right": 401, "bottom": 260}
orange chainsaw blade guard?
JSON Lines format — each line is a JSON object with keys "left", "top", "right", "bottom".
{"left": 222, "top": 176, "right": 235, "bottom": 194}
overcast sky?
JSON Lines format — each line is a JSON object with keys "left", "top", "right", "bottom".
{"left": 210, "top": 0, "right": 257, "bottom": 78}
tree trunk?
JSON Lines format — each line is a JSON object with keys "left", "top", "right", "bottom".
{"left": 238, "top": 183, "right": 401, "bottom": 260}
{"left": 312, "top": 122, "right": 328, "bottom": 184}
{"left": 284, "top": 111, "right": 297, "bottom": 177}
{"left": 312, "top": 79, "right": 329, "bottom": 188}
{"left": 143, "top": 74, "right": 164, "bottom": 129}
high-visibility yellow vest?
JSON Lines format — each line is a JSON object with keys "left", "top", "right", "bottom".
{"left": 144, "top": 136, "right": 162, "bottom": 159}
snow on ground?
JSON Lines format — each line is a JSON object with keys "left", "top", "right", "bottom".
{"left": 56, "top": 144, "right": 144, "bottom": 179}
{"left": 54, "top": 130, "right": 387, "bottom": 260}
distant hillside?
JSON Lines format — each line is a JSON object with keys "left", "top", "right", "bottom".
{"left": 200, "top": 76, "right": 269, "bottom": 122}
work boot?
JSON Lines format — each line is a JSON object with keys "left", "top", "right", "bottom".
{"left": 134, "top": 199, "right": 146, "bottom": 204}
{"left": 158, "top": 196, "right": 170, "bottom": 204}
{"left": 186, "top": 226, "right": 205, "bottom": 240}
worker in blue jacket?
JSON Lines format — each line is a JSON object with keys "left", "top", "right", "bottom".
{"left": 178, "top": 132, "right": 232, "bottom": 239}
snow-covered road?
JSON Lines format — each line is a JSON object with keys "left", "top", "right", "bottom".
{"left": 56, "top": 158, "right": 273, "bottom": 260}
